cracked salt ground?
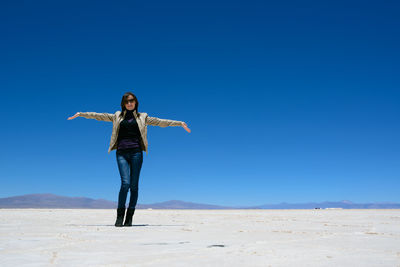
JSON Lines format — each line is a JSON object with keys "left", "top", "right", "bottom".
{"left": 141, "top": 241, "right": 190, "bottom": 245}
{"left": 1, "top": 209, "right": 400, "bottom": 266}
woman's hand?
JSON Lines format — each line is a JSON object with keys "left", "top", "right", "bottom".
{"left": 67, "top": 112, "right": 80, "bottom": 120}
{"left": 181, "top": 122, "right": 191, "bottom": 133}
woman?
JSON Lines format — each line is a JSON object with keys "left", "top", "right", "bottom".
{"left": 67, "top": 92, "right": 191, "bottom": 227}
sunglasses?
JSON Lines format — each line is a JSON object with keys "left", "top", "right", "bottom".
{"left": 125, "top": 99, "right": 135, "bottom": 104}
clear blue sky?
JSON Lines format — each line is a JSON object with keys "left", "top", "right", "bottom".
{"left": 1, "top": 0, "right": 399, "bottom": 206}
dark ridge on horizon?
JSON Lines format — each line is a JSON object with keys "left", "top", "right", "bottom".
{"left": 0, "top": 193, "right": 399, "bottom": 209}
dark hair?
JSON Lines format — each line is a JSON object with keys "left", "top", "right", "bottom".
{"left": 120, "top": 92, "right": 139, "bottom": 117}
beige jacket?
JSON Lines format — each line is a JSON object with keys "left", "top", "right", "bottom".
{"left": 78, "top": 110, "right": 183, "bottom": 155}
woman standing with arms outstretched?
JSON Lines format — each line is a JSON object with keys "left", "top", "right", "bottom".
{"left": 68, "top": 92, "right": 191, "bottom": 227}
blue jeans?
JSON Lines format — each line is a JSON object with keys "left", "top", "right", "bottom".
{"left": 116, "top": 149, "right": 143, "bottom": 209}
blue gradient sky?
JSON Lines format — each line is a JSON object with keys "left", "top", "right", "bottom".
{"left": 1, "top": 0, "right": 399, "bottom": 206}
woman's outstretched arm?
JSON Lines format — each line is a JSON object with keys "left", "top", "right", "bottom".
{"left": 146, "top": 115, "right": 183, "bottom": 127}
{"left": 67, "top": 112, "right": 114, "bottom": 122}
{"left": 146, "top": 115, "right": 191, "bottom": 132}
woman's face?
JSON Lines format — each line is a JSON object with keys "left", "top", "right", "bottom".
{"left": 125, "top": 96, "right": 136, "bottom": 111}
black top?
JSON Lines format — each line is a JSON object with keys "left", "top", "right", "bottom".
{"left": 117, "top": 110, "right": 142, "bottom": 152}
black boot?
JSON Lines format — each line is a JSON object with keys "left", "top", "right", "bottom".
{"left": 123, "top": 208, "right": 135, "bottom": 226}
{"left": 114, "top": 208, "right": 125, "bottom": 227}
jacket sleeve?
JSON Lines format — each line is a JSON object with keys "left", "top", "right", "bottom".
{"left": 146, "top": 115, "right": 183, "bottom": 128}
{"left": 78, "top": 112, "right": 114, "bottom": 122}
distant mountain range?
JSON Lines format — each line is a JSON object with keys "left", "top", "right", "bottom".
{"left": 0, "top": 194, "right": 399, "bottom": 209}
